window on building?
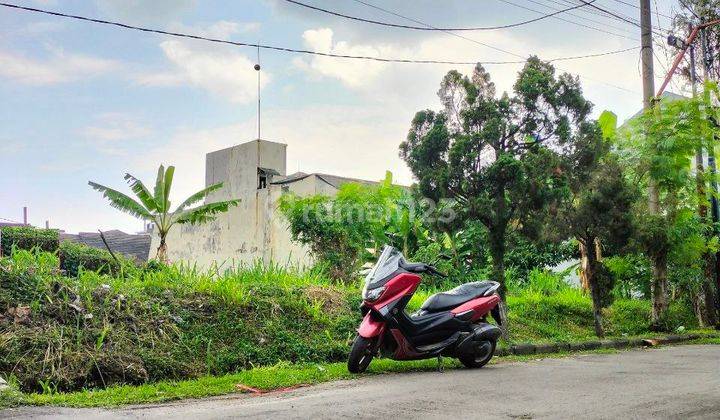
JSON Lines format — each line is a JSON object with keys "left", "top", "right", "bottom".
{"left": 257, "top": 167, "right": 280, "bottom": 190}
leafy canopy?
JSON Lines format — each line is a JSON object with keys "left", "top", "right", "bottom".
{"left": 400, "top": 57, "right": 598, "bottom": 285}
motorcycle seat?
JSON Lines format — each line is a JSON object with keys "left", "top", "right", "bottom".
{"left": 419, "top": 281, "right": 498, "bottom": 313}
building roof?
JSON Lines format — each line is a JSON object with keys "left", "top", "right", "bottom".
{"left": 0, "top": 222, "right": 27, "bottom": 228}
{"left": 624, "top": 91, "right": 691, "bottom": 123}
{"left": 271, "top": 172, "right": 403, "bottom": 189}
{"left": 258, "top": 167, "right": 282, "bottom": 176}
{"left": 60, "top": 230, "right": 151, "bottom": 261}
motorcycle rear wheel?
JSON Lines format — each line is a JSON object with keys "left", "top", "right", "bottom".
{"left": 347, "top": 335, "right": 376, "bottom": 373}
{"left": 458, "top": 339, "right": 496, "bottom": 369}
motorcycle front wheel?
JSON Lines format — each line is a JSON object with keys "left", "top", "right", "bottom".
{"left": 347, "top": 335, "right": 376, "bottom": 373}
{"left": 458, "top": 339, "right": 496, "bottom": 369}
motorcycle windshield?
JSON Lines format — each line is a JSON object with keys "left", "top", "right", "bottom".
{"left": 365, "top": 245, "right": 403, "bottom": 287}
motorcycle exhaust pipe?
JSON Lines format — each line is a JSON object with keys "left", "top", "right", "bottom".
{"left": 456, "top": 322, "right": 502, "bottom": 357}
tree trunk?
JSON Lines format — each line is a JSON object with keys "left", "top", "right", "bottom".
{"left": 156, "top": 237, "right": 168, "bottom": 264}
{"left": 693, "top": 286, "right": 709, "bottom": 328}
{"left": 584, "top": 238, "right": 604, "bottom": 338}
{"left": 695, "top": 148, "right": 718, "bottom": 327}
{"left": 488, "top": 225, "right": 508, "bottom": 338}
{"left": 578, "top": 242, "right": 590, "bottom": 291}
{"left": 650, "top": 255, "right": 669, "bottom": 331}
{"left": 698, "top": 255, "right": 718, "bottom": 327}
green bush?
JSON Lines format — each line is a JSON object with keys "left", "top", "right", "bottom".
{"left": 0, "top": 250, "right": 700, "bottom": 394}
{"left": 0, "top": 226, "right": 59, "bottom": 256}
{"left": 0, "top": 251, "right": 360, "bottom": 392}
{"left": 58, "top": 241, "right": 119, "bottom": 277}
{"left": 605, "top": 299, "right": 697, "bottom": 335}
{"left": 605, "top": 254, "right": 652, "bottom": 299}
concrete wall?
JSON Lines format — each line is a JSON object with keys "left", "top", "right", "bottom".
{"left": 151, "top": 139, "right": 323, "bottom": 269}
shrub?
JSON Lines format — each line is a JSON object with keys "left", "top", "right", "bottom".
{"left": 605, "top": 299, "right": 698, "bottom": 335}
{"left": 58, "top": 241, "right": 119, "bottom": 277}
{"left": 0, "top": 226, "right": 59, "bottom": 256}
{"left": 0, "top": 251, "right": 359, "bottom": 392}
{"left": 507, "top": 268, "right": 575, "bottom": 296}
{"left": 605, "top": 254, "right": 652, "bottom": 299}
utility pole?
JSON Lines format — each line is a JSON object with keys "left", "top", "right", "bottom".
{"left": 699, "top": 27, "right": 720, "bottom": 323}
{"left": 641, "top": 0, "right": 657, "bottom": 212}
{"left": 641, "top": 0, "right": 667, "bottom": 329}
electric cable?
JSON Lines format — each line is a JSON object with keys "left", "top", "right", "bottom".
{"left": 495, "top": 0, "right": 638, "bottom": 40}
{"left": 0, "top": 1, "right": 639, "bottom": 66}
{"left": 352, "top": 0, "right": 640, "bottom": 93}
{"left": 283, "top": 0, "right": 595, "bottom": 31}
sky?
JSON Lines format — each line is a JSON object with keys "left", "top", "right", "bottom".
{"left": 0, "top": 0, "right": 684, "bottom": 233}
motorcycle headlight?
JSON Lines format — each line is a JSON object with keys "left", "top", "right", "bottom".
{"left": 362, "top": 286, "right": 386, "bottom": 302}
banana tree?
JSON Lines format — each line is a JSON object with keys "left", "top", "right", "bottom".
{"left": 89, "top": 165, "right": 239, "bottom": 263}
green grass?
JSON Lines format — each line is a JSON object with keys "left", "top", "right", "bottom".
{"left": 0, "top": 249, "right": 704, "bottom": 402}
{"left": 2, "top": 347, "right": 641, "bottom": 409}
{"left": 10, "top": 339, "right": 718, "bottom": 409}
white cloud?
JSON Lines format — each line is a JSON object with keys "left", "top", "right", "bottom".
{"left": 134, "top": 21, "right": 267, "bottom": 103}
{"left": 81, "top": 113, "right": 153, "bottom": 155}
{"left": 133, "top": 103, "right": 415, "bottom": 203}
{"left": 95, "top": 0, "right": 196, "bottom": 23}
{"left": 23, "top": 21, "right": 65, "bottom": 35}
{"left": 293, "top": 27, "right": 645, "bottom": 119}
{"left": 0, "top": 139, "right": 26, "bottom": 155}
{"left": 0, "top": 47, "right": 120, "bottom": 86}
{"left": 294, "top": 28, "right": 391, "bottom": 89}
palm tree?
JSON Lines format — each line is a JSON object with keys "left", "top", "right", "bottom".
{"left": 89, "top": 165, "right": 239, "bottom": 263}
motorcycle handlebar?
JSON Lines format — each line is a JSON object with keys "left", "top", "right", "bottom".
{"left": 426, "top": 265, "right": 448, "bottom": 278}
{"left": 400, "top": 260, "right": 447, "bottom": 277}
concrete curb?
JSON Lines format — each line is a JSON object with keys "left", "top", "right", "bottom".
{"left": 497, "top": 333, "right": 717, "bottom": 357}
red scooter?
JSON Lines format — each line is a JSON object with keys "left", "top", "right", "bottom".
{"left": 348, "top": 246, "right": 502, "bottom": 373}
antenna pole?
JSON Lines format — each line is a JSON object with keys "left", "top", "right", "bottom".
{"left": 254, "top": 44, "right": 261, "bottom": 140}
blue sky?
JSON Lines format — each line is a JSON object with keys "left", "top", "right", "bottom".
{"left": 1, "top": 0, "right": 681, "bottom": 233}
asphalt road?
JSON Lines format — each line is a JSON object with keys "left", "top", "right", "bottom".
{"left": 3, "top": 344, "right": 719, "bottom": 419}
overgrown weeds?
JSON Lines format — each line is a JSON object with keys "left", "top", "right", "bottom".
{"left": 0, "top": 249, "right": 697, "bottom": 395}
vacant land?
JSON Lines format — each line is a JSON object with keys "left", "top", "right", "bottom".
{"left": 3, "top": 345, "right": 718, "bottom": 419}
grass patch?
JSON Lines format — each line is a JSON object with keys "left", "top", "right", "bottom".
{"left": 0, "top": 249, "right": 702, "bottom": 400}
{"left": 15, "top": 347, "right": 641, "bottom": 408}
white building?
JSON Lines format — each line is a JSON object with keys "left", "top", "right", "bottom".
{"left": 150, "top": 139, "right": 380, "bottom": 268}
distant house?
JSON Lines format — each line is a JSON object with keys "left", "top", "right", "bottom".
{"left": 151, "top": 139, "right": 392, "bottom": 268}
{"left": 60, "top": 230, "right": 151, "bottom": 262}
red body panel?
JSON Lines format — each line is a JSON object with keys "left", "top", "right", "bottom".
{"left": 366, "top": 272, "right": 421, "bottom": 311}
{"left": 389, "top": 329, "right": 423, "bottom": 360}
{"left": 357, "top": 312, "right": 386, "bottom": 338}
{"left": 450, "top": 294, "right": 500, "bottom": 321}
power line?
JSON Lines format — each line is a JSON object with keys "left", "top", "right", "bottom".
{"left": 525, "top": 0, "right": 641, "bottom": 38}
{"left": 495, "top": 0, "right": 638, "bottom": 40}
{"left": 0, "top": 1, "right": 638, "bottom": 67}
{"left": 351, "top": 0, "right": 525, "bottom": 59}
{"left": 0, "top": 2, "right": 513, "bottom": 65}
{"left": 564, "top": 0, "right": 670, "bottom": 35}
{"left": 353, "top": 0, "right": 640, "bottom": 94}
{"left": 283, "top": 0, "right": 594, "bottom": 31}
{"left": 606, "top": 0, "right": 674, "bottom": 20}
{"left": 0, "top": 1, "right": 641, "bottom": 95}
{"left": 576, "top": 0, "right": 642, "bottom": 28}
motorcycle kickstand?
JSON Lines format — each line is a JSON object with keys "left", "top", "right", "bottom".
{"left": 436, "top": 355, "right": 444, "bottom": 372}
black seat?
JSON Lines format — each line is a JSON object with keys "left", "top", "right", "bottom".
{"left": 419, "top": 281, "right": 497, "bottom": 313}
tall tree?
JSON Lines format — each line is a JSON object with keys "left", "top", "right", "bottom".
{"left": 669, "top": 1, "right": 720, "bottom": 327}
{"left": 89, "top": 165, "right": 239, "bottom": 263}
{"left": 557, "top": 111, "right": 637, "bottom": 337}
{"left": 400, "top": 57, "right": 595, "bottom": 307}
{"left": 617, "top": 87, "right": 720, "bottom": 329}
